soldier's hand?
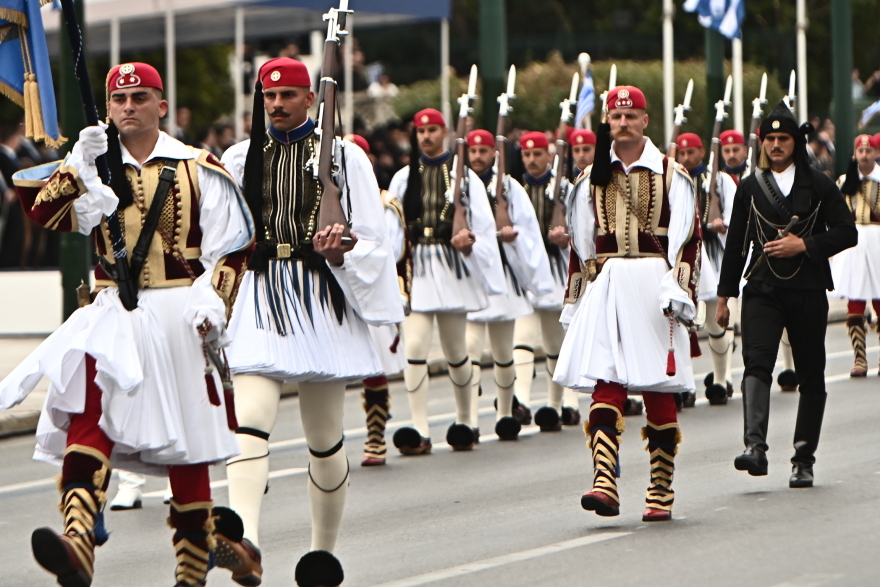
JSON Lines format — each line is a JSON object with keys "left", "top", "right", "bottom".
{"left": 764, "top": 233, "right": 806, "bottom": 258}
{"left": 715, "top": 297, "right": 730, "bottom": 330}
{"left": 709, "top": 218, "right": 728, "bottom": 235}
{"left": 314, "top": 223, "right": 357, "bottom": 266}
{"left": 451, "top": 228, "right": 475, "bottom": 255}
{"left": 498, "top": 226, "right": 518, "bottom": 243}
{"left": 548, "top": 226, "right": 570, "bottom": 248}
{"left": 79, "top": 122, "right": 108, "bottom": 164}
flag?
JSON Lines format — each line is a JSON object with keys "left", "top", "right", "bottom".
{"left": 575, "top": 70, "right": 594, "bottom": 129}
{"left": 859, "top": 99, "right": 880, "bottom": 129}
{"left": 683, "top": 0, "right": 745, "bottom": 41}
{"left": 0, "top": 0, "right": 64, "bottom": 147}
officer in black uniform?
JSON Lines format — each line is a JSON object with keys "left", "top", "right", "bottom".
{"left": 715, "top": 101, "right": 857, "bottom": 488}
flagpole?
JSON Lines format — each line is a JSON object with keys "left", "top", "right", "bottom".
{"left": 796, "top": 0, "right": 808, "bottom": 123}
{"left": 57, "top": 0, "right": 138, "bottom": 311}
{"left": 663, "top": 0, "right": 674, "bottom": 145}
{"left": 732, "top": 37, "right": 744, "bottom": 132}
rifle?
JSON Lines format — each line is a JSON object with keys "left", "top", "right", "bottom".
{"left": 599, "top": 64, "right": 617, "bottom": 125}
{"left": 451, "top": 65, "right": 479, "bottom": 245}
{"left": 549, "top": 72, "right": 579, "bottom": 233}
{"left": 782, "top": 70, "right": 797, "bottom": 115}
{"left": 706, "top": 76, "right": 732, "bottom": 226}
{"left": 493, "top": 65, "right": 516, "bottom": 232}
{"left": 744, "top": 73, "right": 768, "bottom": 178}
{"left": 314, "top": 0, "right": 353, "bottom": 239}
{"left": 58, "top": 0, "right": 138, "bottom": 311}
{"left": 667, "top": 78, "right": 694, "bottom": 159}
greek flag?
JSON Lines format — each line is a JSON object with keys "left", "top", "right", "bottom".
{"left": 683, "top": 0, "right": 745, "bottom": 40}
{"left": 859, "top": 99, "right": 880, "bottom": 129}
{"left": 0, "top": 0, "right": 63, "bottom": 147}
{"left": 575, "top": 70, "right": 595, "bottom": 129}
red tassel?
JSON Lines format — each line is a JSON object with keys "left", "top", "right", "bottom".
{"left": 389, "top": 334, "right": 400, "bottom": 354}
{"left": 666, "top": 349, "right": 676, "bottom": 377}
{"left": 224, "top": 385, "right": 239, "bottom": 431}
{"left": 205, "top": 371, "right": 221, "bottom": 406}
{"left": 689, "top": 331, "right": 702, "bottom": 358}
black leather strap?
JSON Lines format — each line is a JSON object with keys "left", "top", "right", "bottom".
{"left": 129, "top": 162, "right": 177, "bottom": 280}
{"left": 755, "top": 169, "right": 793, "bottom": 220}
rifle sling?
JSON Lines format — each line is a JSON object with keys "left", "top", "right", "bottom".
{"left": 128, "top": 161, "right": 178, "bottom": 281}
{"left": 754, "top": 168, "right": 792, "bottom": 221}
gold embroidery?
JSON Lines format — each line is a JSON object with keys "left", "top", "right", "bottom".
{"left": 34, "top": 172, "right": 77, "bottom": 205}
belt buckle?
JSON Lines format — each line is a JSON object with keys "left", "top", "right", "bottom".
{"left": 276, "top": 243, "right": 291, "bottom": 259}
{"left": 423, "top": 227, "right": 434, "bottom": 238}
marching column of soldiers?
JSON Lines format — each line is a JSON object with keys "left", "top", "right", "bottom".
{"left": 0, "top": 25, "right": 865, "bottom": 587}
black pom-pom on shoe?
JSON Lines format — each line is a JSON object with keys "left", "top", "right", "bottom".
{"left": 446, "top": 423, "right": 476, "bottom": 450}
{"left": 494, "top": 416, "right": 521, "bottom": 440}
{"left": 295, "top": 550, "right": 344, "bottom": 587}
{"left": 393, "top": 427, "right": 422, "bottom": 450}
{"left": 213, "top": 506, "right": 245, "bottom": 543}
{"left": 777, "top": 369, "right": 798, "bottom": 391}
{"left": 534, "top": 406, "right": 561, "bottom": 432}
{"left": 705, "top": 383, "right": 729, "bottom": 405}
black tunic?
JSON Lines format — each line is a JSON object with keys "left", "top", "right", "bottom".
{"left": 717, "top": 166, "right": 857, "bottom": 296}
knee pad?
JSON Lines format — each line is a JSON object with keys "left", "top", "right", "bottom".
{"left": 447, "top": 356, "right": 473, "bottom": 387}
{"left": 494, "top": 359, "right": 516, "bottom": 389}
{"left": 404, "top": 360, "right": 429, "bottom": 392}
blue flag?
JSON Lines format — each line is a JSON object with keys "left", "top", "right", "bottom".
{"left": 0, "top": 0, "right": 64, "bottom": 147}
{"left": 683, "top": 0, "right": 745, "bottom": 41}
{"left": 575, "top": 70, "right": 595, "bottom": 129}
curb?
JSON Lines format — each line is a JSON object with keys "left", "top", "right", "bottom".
{"left": 0, "top": 410, "right": 41, "bottom": 439}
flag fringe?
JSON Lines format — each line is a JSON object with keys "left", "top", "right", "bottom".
{"left": 0, "top": 7, "right": 27, "bottom": 27}
{"left": 0, "top": 80, "right": 25, "bottom": 107}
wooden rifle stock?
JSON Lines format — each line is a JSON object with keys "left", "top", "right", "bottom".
{"left": 667, "top": 123, "right": 682, "bottom": 159}
{"left": 549, "top": 118, "right": 569, "bottom": 233}
{"left": 707, "top": 118, "right": 723, "bottom": 225}
{"left": 451, "top": 115, "right": 470, "bottom": 236}
{"left": 747, "top": 116, "right": 761, "bottom": 174}
{"left": 493, "top": 114, "right": 513, "bottom": 231}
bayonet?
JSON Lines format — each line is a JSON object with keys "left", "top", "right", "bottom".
{"left": 492, "top": 65, "right": 516, "bottom": 231}
{"left": 668, "top": 78, "right": 694, "bottom": 158}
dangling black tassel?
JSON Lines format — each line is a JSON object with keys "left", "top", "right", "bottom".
{"left": 105, "top": 122, "right": 133, "bottom": 210}
{"left": 244, "top": 81, "right": 268, "bottom": 271}
{"left": 403, "top": 126, "right": 424, "bottom": 224}
{"left": 591, "top": 121, "right": 613, "bottom": 188}
{"left": 840, "top": 158, "right": 861, "bottom": 196}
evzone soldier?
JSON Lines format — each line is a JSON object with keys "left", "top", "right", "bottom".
{"left": 717, "top": 101, "right": 856, "bottom": 488}
{"left": 571, "top": 129, "right": 597, "bottom": 175}
{"left": 676, "top": 133, "right": 737, "bottom": 405}
{"left": 345, "top": 133, "right": 410, "bottom": 466}
{"left": 721, "top": 129, "right": 798, "bottom": 391}
{"left": 388, "top": 109, "right": 504, "bottom": 453}
{"left": 464, "top": 129, "right": 554, "bottom": 440}
{"left": 834, "top": 134, "right": 880, "bottom": 377}
{"left": 0, "top": 63, "right": 254, "bottom": 586}
{"left": 555, "top": 86, "right": 701, "bottom": 521}
{"left": 514, "top": 131, "right": 582, "bottom": 431}
{"left": 219, "top": 58, "right": 403, "bottom": 584}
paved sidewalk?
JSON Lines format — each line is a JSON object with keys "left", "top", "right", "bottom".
{"left": 0, "top": 298, "right": 849, "bottom": 438}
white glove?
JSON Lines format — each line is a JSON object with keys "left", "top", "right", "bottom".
{"left": 78, "top": 122, "right": 108, "bottom": 164}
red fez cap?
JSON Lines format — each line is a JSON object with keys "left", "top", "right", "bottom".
{"left": 854, "top": 134, "right": 875, "bottom": 150}
{"left": 520, "top": 131, "right": 549, "bottom": 151}
{"left": 606, "top": 86, "right": 646, "bottom": 111}
{"left": 677, "top": 133, "right": 704, "bottom": 149}
{"left": 719, "top": 130, "right": 745, "bottom": 146}
{"left": 467, "top": 129, "right": 495, "bottom": 148}
{"left": 874, "top": 133, "right": 880, "bottom": 148}
{"left": 345, "top": 134, "right": 371, "bottom": 154}
{"left": 414, "top": 108, "right": 445, "bottom": 128}
{"left": 571, "top": 129, "right": 596, "bottom": 146}
{"left": 107, "top": 62, "right": 163, "bottom": 92}
{"left": 259, "top": 57, "right": 311, "bottom": 89}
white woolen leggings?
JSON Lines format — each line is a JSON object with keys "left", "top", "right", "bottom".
{"left": 466, "top": 320, "right": 516, "bottom": 424}
{"left": 226, "top": 375, "right": 348, "bottom": 552}
{"left": 513, "top": 310, "right": 578, "bottom": 411}
{"left": 705, "top": 298, "right": 737, "bottom": 387}
{"left": 403, "top": 312, "right": 472, "bottom": 438}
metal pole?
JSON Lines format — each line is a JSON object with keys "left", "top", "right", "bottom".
{"left": 344, "top": 15, "right": 354, "bottom": 135}
{"left": 663, "top": 0, "right": 674, "bottom": 145}
{"left": 441, "top": 17, "right": 451, "bottom": 147}
{"left": 732, "top": 37, "right": 744, "bottom": 132}
{"left": 165, "top": 8, "right": 177, "bottom": 137}
{"left": 796, "top": 0, "right": 809, "bottom": 123}
{"left": 705, "top": 28, "right": 725, "bottom": 138}
{"left": 109, "top": 17, "right": 120, "bottom": 67}
{"left": 59, "top": 0, "right": 89, "bottom": 319}
{"left": 479, "top": 0, "right": 506, "bottom": 131}
{"left": 234, "top": 6, "right": 244, "bottom": 141}
{"left": 831, "top": 0, "right": 853, "bottom": 176}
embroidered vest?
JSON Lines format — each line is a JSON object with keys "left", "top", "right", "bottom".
{"left": 845, "top": 179, "right": 880, "bottom": 225}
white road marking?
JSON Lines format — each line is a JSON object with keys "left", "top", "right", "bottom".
{"left": 714, "top": 507, "right": 727, "bottom": 511}
{"left": 370, "top": 532, "right": 631, "bottom": 587}
{"left": 768, "top": 573, "right": 844, "bottom": 587}
{"left": 142, "top": 467, "right": 307, "bottom": 498}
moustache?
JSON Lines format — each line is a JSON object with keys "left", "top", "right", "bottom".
{"left": 270, "top": 109, "right": 290, "bottom": 118}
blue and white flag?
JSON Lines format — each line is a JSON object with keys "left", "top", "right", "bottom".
{"left": 683, "top": 0, "right": 745, "bottom": 40}
{"left": 575, "top": 70, "right": 595, "bottom": 129}
{"left": 0, "top": 0, "right": 64, "bottom": 146}
{"left": 859, "top": 99, "right": 880, "bottom": 129}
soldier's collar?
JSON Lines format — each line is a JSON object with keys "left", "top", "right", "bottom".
{"left": 687, "top": 162, "right": 707, "bottom": 178}
{"left": 120, "top": 131, "right": 193, "bottom": 170}
{"left": 725, "top": 161, "right": 747, "bottom": 176}
{"left": 420, "top": 151, "right": 451, "bottom": 166}
{"left": 524, "top": 169, "right": 551, "bottom": 186}
{"left": 268, "top": 118, "right": 315, "bottom": 145}
{"left": 478, "top": 169, "right": 494, "bottom": 184}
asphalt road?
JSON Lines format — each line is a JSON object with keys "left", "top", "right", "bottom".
{"left": 1, "top": 324, "right": 879, "bottom": 587}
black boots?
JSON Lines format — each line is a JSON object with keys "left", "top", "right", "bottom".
{"left": 789, "top": 392, "right": 827, "bottom": 488}
{"left": 734, "top": 376, "right": 770, "bottom": 476}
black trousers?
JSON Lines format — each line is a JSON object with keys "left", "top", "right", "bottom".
{"left": 741, "top": 282, "right": 828, "bottom": 396}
